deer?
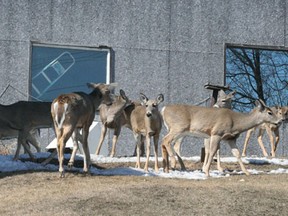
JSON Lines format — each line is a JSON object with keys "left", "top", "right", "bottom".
{"left": 242, "top": 106, "right": 288, "bottom": 158}
{"left": 65, "top": 89, "right": 130, "bottom": 169}
{"left": 171, "top": 90, "right": 235, "bottom": 172}
{"left": 161, "top": 99, "right": 282, "bottom": 177}
{"left": 51, "top": 82, "right": 117, "bottom": 178}
{"left": 42, "top": 89, "right": 134, "bottom": 165}
{"left": 0, "top": 101, "right": 53, "bottom": 160}
{"left": 129, "top": 93, "right": 164, "bottom": 172}
{"left": 95, "top": 92, "right": 136, "bottom": 157}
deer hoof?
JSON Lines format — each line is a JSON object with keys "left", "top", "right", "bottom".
{"left": 83, "top": 171, "right": 91, "bottom": 177}
{"left": 244, "top": 171, "right": 250, "bottom": 176}
{"left": 68, "top": 161, "right": 73, "bottom": 168}
{"left": 59, "top": 171, "right": 65, "bottom": 178}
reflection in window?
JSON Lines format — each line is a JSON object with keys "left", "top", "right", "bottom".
{"left": 225, "top": 46, "right": 288, "bottom": 112}
{"left": 30, "top": 44, "right": 110, "bottom": 101}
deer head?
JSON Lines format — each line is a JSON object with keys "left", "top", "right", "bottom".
{"left": 140, "top": 93, "right": 164, "bottom": 118}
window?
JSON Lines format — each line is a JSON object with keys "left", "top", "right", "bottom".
{"left": 225, "top": 45, "right": 288, "bottom": 112}
{"left": 30, "top": 43, "right": 111, "bottom": 101}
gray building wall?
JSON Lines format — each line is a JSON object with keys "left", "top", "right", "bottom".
{"left": 0, "top": 0, "right": 287, "bottom": 157}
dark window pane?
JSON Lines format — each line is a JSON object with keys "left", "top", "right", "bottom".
{"left": 31, "top": 45, "right": 109, "bottom": 101}
{"left": 225, "top": 46, "right": 288, "bottom": 112}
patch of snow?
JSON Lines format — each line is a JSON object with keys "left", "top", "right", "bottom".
{"left": 0, "top": 153, "right": 288, "bottom": 180}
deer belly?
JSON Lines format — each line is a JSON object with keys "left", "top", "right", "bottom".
{"left": 189, "top": 130, "right": 210, "bottom": 138}
{"left": 176, "top": 131, "right": 210, "bottom": 139}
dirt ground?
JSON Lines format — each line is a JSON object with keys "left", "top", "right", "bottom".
{"left": 1, "top": 158, "right": 288, "bottom": 216}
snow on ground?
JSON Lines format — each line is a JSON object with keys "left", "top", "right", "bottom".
{"left": 1, "top": 153, "right": 288, "bottom": 180}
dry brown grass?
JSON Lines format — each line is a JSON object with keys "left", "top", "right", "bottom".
{"left": 0, "top": 157, "right": 288, "bottom": 216}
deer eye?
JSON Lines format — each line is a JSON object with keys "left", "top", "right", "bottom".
{"left": 152, "top": 103, "right": 157, "bottom": 108}
{"left": 268, "top": 111, "right": 272, "bottom": 116}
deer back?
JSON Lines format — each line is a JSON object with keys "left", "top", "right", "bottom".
{"left": 52, "top": 83, "right": 116, "bottom": 129}
{"left": 0, "top": 101, "right": 52, "bottom": 130}
{"left": 162, "top": 100, "right": 281, "bottom": 139}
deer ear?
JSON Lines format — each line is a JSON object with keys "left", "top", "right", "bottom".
{"left": 218, "top": 90, "right": 225, "bottom": 98}
{"left": 255, "top": 99, "right": 266, "bottom": 111}
{"left": 108, "top": 83, "right": 118, "bottom": 90}
{"left": 119, "top": 89, "right": 127, "bottom": 100}
{"left": 87, "top": 82, "right": 97, "bottom": 89}
{"left": 140, "top": 93, "right": 148, "bottom": 104}
{"left": 156, "top": 94, "right": 164, "bottom": 104}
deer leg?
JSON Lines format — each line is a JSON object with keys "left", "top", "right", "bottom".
{"left": 14, "top": 131, "right": 35, "bottom": 161}
{"left": 56, "top": 126, "right": 72, "bottom": 178}
{"left": 13, "top": 135, "right": 22, "bottom": 161}
{"left": 153, "top": 134, "right": 160, "bottom": 172}
{"left": 202, "top": 136, "right": 221, "bottom": 177}
{"left": 161, "top": 133, "right": 177, "bottom": 173}
{"left": 68, "top": 129, "right": 80, "bottom": 168}
{"left": 242, "top": 128, "right": 254, "bottom": 157}
{"left": 26, "top": 129, "right": 41, "bottom": 153}
{"left": 203, "top": 139, "right": 223, "bottom": 172}
{"left": 265, "top": 125, "right": 277, "bottom": 157}
{"left": 110, "top": 127, "right": 121, "bottom": 157}
{"left": 202, "top": 138, "right": 210, "bottom": 171}
{"left": 134, "top": 133, "right": 142, "bottom": 169}
{"left": 273, "top": 129, "right": 280, "bottom": 155}
{"left": 172, "top": 137, "right": 186, "bottom": 171}
{"left": 173, "top": 137, "right": 183, "bottom": 156}
{"left": 81, "top": 126, "right": 91, "bottom": 174}
{"left": 95, "top": 124, "right": 107, "bottom": 155}
{"left": 144, "top": 135, "right": 151, "bottom": 172}
{"left": 57, "top": 136, "right": 66, "bottom": 178}
{"left": 257, "top": 128, "right": 269, "bottom": 157}
{"left": 42, "top": 150, "right": 57, "bottom": 165}
{"left": 227, "top": 139, "right": 250, "bottom": 176}
{"left": 215, "top": 144, "right": 223, "bottom": 173}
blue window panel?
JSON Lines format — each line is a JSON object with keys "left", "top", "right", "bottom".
{"left": 31, "top": 45, "right": 109, "bottom": 102}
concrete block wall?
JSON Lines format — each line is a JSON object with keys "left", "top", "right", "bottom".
{"left": 0, "top": 0, "right": 287, "bottom": 157}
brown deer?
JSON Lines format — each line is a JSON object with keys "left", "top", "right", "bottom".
{"left": 95, "top": 92, "right": 134, "bottom": 157}
{"left": 161, "top": 100, "right": 282, "bottom": 177}
{"left": 242, "top": 106, "right": 288, "bottom": 157}
{"left": 130, "top": 93, "right": 164, "bottom": 172}
{"left": 172, "top": 90, "right": 235, "bottom": 172}
{"left": 51, "top": 83, "right": 116, "bottom": 177}
{"left": 64, "top": 89, "right": 131, "bottom": 169}
{"left": 0, "top": 101, "right": 53, "bottom": 160}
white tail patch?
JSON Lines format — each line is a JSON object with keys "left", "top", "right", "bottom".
{"left": 161, "top": 106, "right": 169, "bottom": 131}
{"left": 54, "top": 102, "right": 68, "bottom": 129}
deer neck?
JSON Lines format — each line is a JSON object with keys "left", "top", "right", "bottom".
{"left": 233, "top": 109, "right": 265, "bottom": 133}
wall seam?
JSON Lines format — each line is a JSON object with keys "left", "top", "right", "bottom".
{"left": 167, "top": 0, "right": 172, "bottom": 103}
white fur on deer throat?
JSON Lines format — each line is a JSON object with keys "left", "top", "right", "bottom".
{"left": 54, "top": 102, "right": 68, "bottom": 129}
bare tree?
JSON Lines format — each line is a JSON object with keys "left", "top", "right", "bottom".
{"left": 226, "top": 47, "right": 288, "bottom": 112}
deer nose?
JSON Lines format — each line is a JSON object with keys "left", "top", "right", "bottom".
{"left": 146, "top": 112, "right": 152, "bottom": 117}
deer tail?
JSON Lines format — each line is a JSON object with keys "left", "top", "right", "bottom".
{"left": 53, "top": 101, "right": 68, "bottom": 129}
